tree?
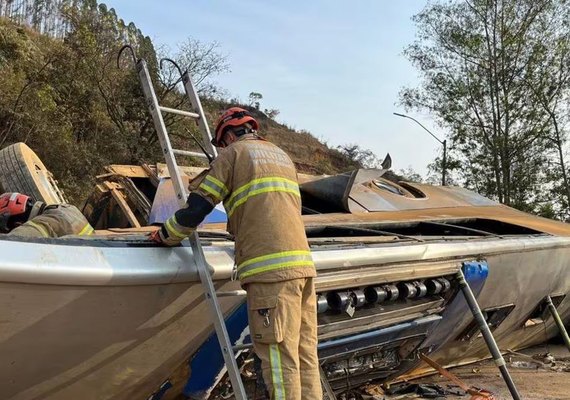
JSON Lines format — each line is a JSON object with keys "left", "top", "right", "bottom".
{"left": 154, "top": 38, "right": 230, "bottom": 156}
{"left": 264, "top": 108, "right": 280, "bottom": 120}
{"left": 337, "top": 144, "right": 381, "bottom": 168}
{"left": 524, "top": 7, "right": 570, "bottom": 219}
{"left": 0, "top": 2, "right": 230, "bottom": 201}
{"left": 158, "top": 38, "right": 229, "bottom": 97}
{"left": 248, "top": 91, "right": 263, "bottom": 109}
{"left": 398, "top": 166, "right": 424, "bottom": 183}
{"left": 400, "top": 0, "right": 570, "bottom": 213}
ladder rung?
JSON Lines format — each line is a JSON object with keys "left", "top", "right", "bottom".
{"left": 217, "top": 290, "right": 247, "bottom": 297}
{"left": 233, "top": 342, "right": 254, "bottom": 352}
{"left": 159, "top": 106, "right": 199, "bottom": 119}
{"left": 172, "top": 149, "right": 209, "bottom": 159}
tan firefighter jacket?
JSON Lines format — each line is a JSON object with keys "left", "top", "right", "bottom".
{"left": 164, "top": 135, "right": 316, "bottom": 285}
{"left": 9, "top": 204, "right": 94, "bottom": 238}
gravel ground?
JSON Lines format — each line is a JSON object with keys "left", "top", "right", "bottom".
{"left": 387, "top": 344, "right": 570, "bottom": 400}
{"left": 208, "top": 344, "right": 570, "bottom": 400}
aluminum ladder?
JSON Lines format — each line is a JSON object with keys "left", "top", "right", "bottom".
{"left": 118, "top": 45, "right": 248, "bottom": 400}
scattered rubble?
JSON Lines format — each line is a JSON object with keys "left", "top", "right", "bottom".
{"left": 506, "top": 350, "right": 570, "bottom": 373}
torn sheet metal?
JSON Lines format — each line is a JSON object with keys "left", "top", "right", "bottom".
{"left": 300, "top": 168, "right": 498, "bottom": 213}
{"left": 300, "top": 169, "right": 390, "bottom": 212}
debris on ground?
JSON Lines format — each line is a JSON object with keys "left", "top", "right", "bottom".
{"left": 385, "top": 382, "right": 466, "bottom": 398}
{"left": 409, "top": 345, "right": 570, "bottom": 400}
{"left": 506, "top": 350, "right": 570, "bottom": 372}
{"left": 207, "top": 346, "right": 570, "bottom": 400}
{"left": 360, "top": 383, "right": 386, "bottom": 398}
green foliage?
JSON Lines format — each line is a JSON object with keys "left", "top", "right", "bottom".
{"left": 401, "top": 0, "right": 570, "bottom": 217}
{"left": 0, "top": 1, "right": 233, "bottom": 203}
{"left": 398, "top": 166, "right": 424, "bottom": 183}
{"left": 336, "top": 144, "right": 381, "bottom": 168}
{"left": 248, "top": 92, "right": 263, "bottom": 110}
{"left": 0, "top": 1, "right": 369, "bottom": 206}
{"left": 0, "top": 2, "right": 160, "bottom": 202}
{"left": 264, "top": 108, "right": 280, "bottom": 120}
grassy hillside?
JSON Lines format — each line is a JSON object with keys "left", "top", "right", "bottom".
{"left": 0, "top": 7, "right": 378, "bottom": 203}
{"left": 0, "top": 16, "right": 362, "bottom": 203}
{"left": 201, "top": 100, "right": 358, "bottom": 175}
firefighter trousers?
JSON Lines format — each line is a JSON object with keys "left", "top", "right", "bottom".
{"left": 246, "top": 277, "right": 322, "bottom": 400}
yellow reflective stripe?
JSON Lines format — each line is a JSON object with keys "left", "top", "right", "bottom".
{"left": 205, "top": 175, "right": 228, "bottom": 196}
{"left": 269, "top": 344, "right": 286, "bottom": 400}
{"left": 27, "top": 221, "right": 49, "bottom": 238}
{"left": 199, "top": 175, "right": 229, "bottom": 201}
{"left": 227, "top": 187, "right": 300, "bottom": 217}
{"left": 78, "top": 224, "right": 94, "bottom": 236}
{"left": 198, "top": 182, "right": 222, "bottom": 199}
{"left": 165, "top": 216, "right": 188, "bottom": 239}
{"left": 237, "top": 250, "right": 311, "bottom": 271}
{"left": 239, "top": 261, "right": 314, "bottom": 279}
{"left": 227, "top": 177, "right": 297, "bottom": 204}
{"left": 199, "top": 182, "right": 222, "bottom": 200}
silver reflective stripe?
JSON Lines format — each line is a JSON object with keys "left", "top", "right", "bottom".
{"left": 269, "top": 344, "right": 286, "bottom": 399}
{"left": 224, "top": 179, "right": 300, "bottom": 216}
{"left": 200, "top": 176, "right": 228, "bottom": 199}
{"left": 237, "top": 253, "right": 313, "bottom": 278}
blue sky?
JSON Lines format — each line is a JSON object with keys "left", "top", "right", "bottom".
{"left": 106, "top": 0, "right": 442, "bottom": 175}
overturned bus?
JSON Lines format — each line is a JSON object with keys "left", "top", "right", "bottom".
{"left": 0, "top": 143, "right": 569, "bottom": 399}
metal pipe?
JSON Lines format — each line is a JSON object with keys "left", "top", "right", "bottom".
{"left": 327, "top": 291, "right": 350, "bottom": 311}
{"left": 172, "top": 148, "right": 209, "bottom": 159}
{"left": 414, "top": 281, "right": 428, "bottom": 298}
{"left": 546, "top": 295, "right": 570, "bottom": 353}
{"left": 216, "top": 290, "right": 247, "bottom": 297}
{"left": 393, "top": 112, "right": 447, "bottom": 186}
{"left": 442, "top": 139, "right": 447, "bottom": 186}
{"left": 364, "top": 286, "right": 387, "bottom": 303}
{"left": 456, "top": 269, "right": 521, "bottom": 400}
{"left": 232, "top": 342, "right": 254, "bottom": 352}
{"left": 384, "top": 284, "right": 399, "bottom": 302}
{"left": 159, "top": 106, "right": 200, "bottom": 119}
{"left": 398, "top": 282, "right": 418, "bottom": 299}
{"left": 317, "top": 295, "right": 329, "bottom": 313}
{"left": 350, "top": 290, "right": 366, "bottom": 308}
{"left": 426, "top": 278, "right": 443, "bottom": 295}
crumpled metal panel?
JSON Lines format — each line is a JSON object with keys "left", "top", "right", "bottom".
{"left": 148, "top": 178, "right": 227, "bottom": 225}
{"left": 300, "top": 169, "right": 391, "bottom": 212}
{"left": 300, "top": 168, "right": 499, "bottom": 213}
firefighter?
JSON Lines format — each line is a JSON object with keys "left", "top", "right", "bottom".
{"left": 0, "top": 192, "right": 94, "bottom": 238}
{"left": 150, "top": 107, "right": 322, "bottom": 400}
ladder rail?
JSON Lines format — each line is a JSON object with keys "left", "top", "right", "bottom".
{"left": 136, "top": 59, "right": 187, "bottom": 203}
{"left": 180, "top": 71, "right": 219, "bottom": 159}
{"left": 158, "top": 56, "right": 218, "bottom": 160}
{"left": 125, "top": 50, "right": 248, "bottom": 399}
{"left": 189, "top": 232, "right": 248, "bottom": 399}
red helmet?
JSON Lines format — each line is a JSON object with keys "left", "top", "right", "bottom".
{"left": 0, "top": 192, "right": 33, "bottom": 232}
{"left": 213, "top": 107, "right": 258, "bottom": 147}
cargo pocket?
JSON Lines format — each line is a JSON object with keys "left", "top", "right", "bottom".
{"left": 248, "top": 295, "right": 283, "bottom": 344}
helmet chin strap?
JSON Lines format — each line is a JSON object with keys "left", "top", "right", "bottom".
{"left": 216, "top": 126, "right": 259, "bottom": 148}
{"left": 28, "top": 201, "right": 46, "bottom": 220}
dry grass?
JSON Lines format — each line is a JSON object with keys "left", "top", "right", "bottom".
{"left": 203, "top": 99, "right": 358, "bottom": 175}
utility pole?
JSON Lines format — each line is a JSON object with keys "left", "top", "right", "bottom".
{"left": 393, "top": 112, "right": 447, "bottom": 186}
